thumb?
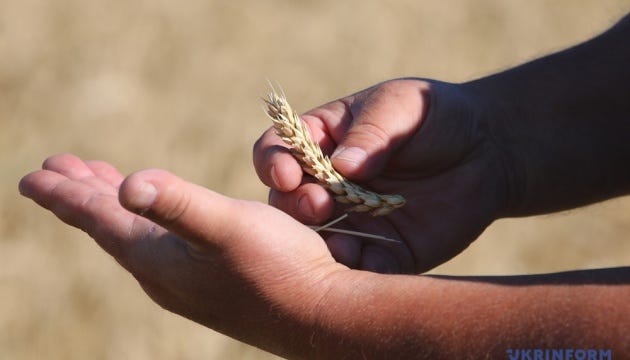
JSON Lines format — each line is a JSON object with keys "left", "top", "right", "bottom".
{"left": 118, "top": 169, "right": 336, "bottom": 270}
{"left": 331, "top": 80, "right": 428, "bottom": 181}
{"left": 118, "top": 169, "right": 241, "bottom": 248}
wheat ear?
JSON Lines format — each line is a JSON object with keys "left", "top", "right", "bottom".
{"left": 263, "top": 87, "right": 406, "bottom": 217}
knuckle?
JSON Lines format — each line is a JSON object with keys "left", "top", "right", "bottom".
{"left": 161, "top": 188, "right": 193, "bottom": 224}
{"left": 351, "top": 121, "right": 390, "bottom": 148}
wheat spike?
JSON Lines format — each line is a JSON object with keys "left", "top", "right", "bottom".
{"left": 263, "top": 87, "right": 406, "bottom": 217}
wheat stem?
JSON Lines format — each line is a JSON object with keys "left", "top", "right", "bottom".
{"left": 312, "top": 213, "right": 349, "bottom": 232}
{"left": 310, "top": 226, "right": 401, "bottom": 244}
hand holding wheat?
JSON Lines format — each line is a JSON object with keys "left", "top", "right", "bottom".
{"left": 263, "top": 87, "right": 406, "bottom": 243}
{"left": 263, "top": 88, "right": 406, "bottom": 217}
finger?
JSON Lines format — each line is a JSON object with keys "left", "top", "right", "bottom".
{"left": 268, "top": 183, "right": 334, "bottom": 224}
{"left": 42, "top": 153, "right": 96, "bottom": 179}
{"left": 118, "top": 169, "right": 246, "bottom": 249}
{"left": 86, "top": 160, "right": 125, "bottom": 188}
{"left": 253, "top": 127, "right": 304, "bottom": 191}
{"left": 254, "top": 99, "right": 348, "bottom": 192}
{"left": 42, "top": 154, "right": 117, "bottom": 196}
{"left": 18, "top": 169, "right": 140, "bottom": 258}
{"left": 118, "top": 169, "right": 336, "bottom": 266}
{"left": 331, "top": 80, "right": 429, "bottom": 181}
{"left": 301, "top": 98, "right": 353, "bottom": 145}
{"left": 19, "top": 170, "right": 67, "bottom": 207}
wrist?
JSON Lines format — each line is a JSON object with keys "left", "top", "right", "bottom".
{"left": 250, "top": 262, "right": 354, "bottom": 359}
{"left": 306, "top": 271, "right": 440, "bottom": 359}
{"left": 297, "top": 269, "right": 407, "bottom": 358}
{"left": 458, "top": 80, "right": 528, "bottom": 217}
{"left": 422, "top": 80, "right": 512, "bottom": 219}
{"left": 461, "top": 19, "right": 630, "bottom": 216}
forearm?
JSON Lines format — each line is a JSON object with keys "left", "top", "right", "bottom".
{"left": 302, "top": 268, "right": 630, "bottom": 359}
{"left": 463, "top": 14, "right": 630, "bottom": 215}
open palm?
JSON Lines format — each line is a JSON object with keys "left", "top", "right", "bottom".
{"left": 19, "top": 154, "right": 345, "bottom": 347}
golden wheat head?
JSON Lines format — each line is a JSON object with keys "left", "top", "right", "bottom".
{"left": 263, "top": 88, "right": 406, "bottom": 216}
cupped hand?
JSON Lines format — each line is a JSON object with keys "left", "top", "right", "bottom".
{"left": 18, "top": 153, "right": 350, "bottom": 356}
{"left": 254, "top": 79, "right": 508, "bottom": 273}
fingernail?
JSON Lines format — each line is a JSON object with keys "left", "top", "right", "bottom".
{"left": 298, "top": 194, "right": 314, "bottom": 219}
{"left": 17, "top": 178, "right": 31, "bottom": 197}
{"left": 331, "top": 146, "right": 367, "bottom": 167}
{"left": 131, "top": 181, "right": 158, "bottom": 211}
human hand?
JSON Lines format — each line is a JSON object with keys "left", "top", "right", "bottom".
{"left": 254, "top": 79, "right": 508, "bottom": 273}
{"left": 18, "top": 153, "right": 351, "bottom": 357}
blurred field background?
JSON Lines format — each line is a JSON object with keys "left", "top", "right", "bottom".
{"left": 1, "top": 0, "right": 629, "bottom": 359}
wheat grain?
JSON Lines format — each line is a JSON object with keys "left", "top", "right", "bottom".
{"left": 263, "top": 87, "right": 406, "bottom": 217}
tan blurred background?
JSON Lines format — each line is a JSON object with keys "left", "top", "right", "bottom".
{"left": 1, "top": 0, "right": 629, "bottom": 359}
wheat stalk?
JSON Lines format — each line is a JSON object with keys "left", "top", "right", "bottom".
{"left": 263, "top": 86, "right": 406, "bottom": 217}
